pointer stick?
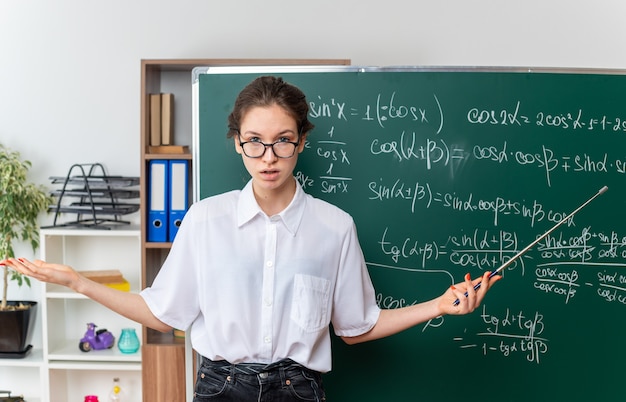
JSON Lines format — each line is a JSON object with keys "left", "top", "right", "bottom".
{"left": 453, "top": 186, "right": 608, "bottom": 306}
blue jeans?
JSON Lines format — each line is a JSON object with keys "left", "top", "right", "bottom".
{"left": 193, "top": 358, "right": 326, "bottom": 402}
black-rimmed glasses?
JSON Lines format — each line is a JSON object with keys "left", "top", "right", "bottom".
{"left": 238, "top": 136, "right": 300, "bottom": 159}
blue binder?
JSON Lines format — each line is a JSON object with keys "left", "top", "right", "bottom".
{"left": 147, "top": 160, "right": 169, "bottom": 242}
{"left": 168, "top": 159, "right": 189, "bottom": 242}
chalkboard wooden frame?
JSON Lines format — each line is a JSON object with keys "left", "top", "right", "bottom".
{"left": 192, "top": 66, "right": 626, "bottom": 401}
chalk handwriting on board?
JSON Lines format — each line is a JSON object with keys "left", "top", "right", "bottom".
{"left": 309, "top": 93, "right": 626, "bottom": 190}
{"left": 467, "top": 101, "right": 626, "bottom": 132}
{"left": 371, "top": 224, "right": 626, "bottom": 303}
{"left": 366, "top": 180, "right": 577, "bottom": 226}
{"left": 311, "top": 92, "right": 445, "bottom": 132}
{"left": 364, "top": 216, "right": 625, "bottom": 365}
{"left": 312, "top": 93, "right": 626, "bottom": 132}
{"left": 454, "top": 305, "right": 549, "bottom": 364}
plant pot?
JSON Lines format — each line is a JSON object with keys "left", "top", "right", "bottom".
{"left": 0, "top": 301, "right": 37, "bottom": 357}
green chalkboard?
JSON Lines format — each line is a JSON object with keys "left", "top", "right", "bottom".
{"left": 193, "top": 67, "right": 626, "bottom": 402}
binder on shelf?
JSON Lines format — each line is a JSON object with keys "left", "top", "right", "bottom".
{"left": 147, "top": 160, "right": 169, "bottom": 242}
{"left": 168, "top": 159, "right": 189, "bottom": 242}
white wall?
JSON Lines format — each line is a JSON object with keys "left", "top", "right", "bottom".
{"left": 1, "top": 0, "right": 625, "bottom": 267}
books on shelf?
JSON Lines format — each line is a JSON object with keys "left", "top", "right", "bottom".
{"left": 149, "top": 94, "right": 161, "bottom": 146}
{"left": 161, "top": 93, "right": 173, "bottom": 145}
{"left": 149, "top": 93, "right": 178, "bottom": 147}
{"left": 79, "top": 269, "right": 131, "bottom": 291}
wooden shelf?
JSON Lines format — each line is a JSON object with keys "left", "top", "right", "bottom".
{"left": 144, "top": 241, "right": 172, "bottom": 249}
{"left": 145, "top": 153, "right": 192, "bottom": 160}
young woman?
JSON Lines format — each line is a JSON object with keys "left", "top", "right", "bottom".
{"left": 2, "top": 76, "right": 500, "bottom": 401}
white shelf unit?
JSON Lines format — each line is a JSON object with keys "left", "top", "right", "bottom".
{"left": 0, "top": 356, "right": 45, "bottom": 402}
{"left": 0, "top": 227, "right": 143, "bottom": 402}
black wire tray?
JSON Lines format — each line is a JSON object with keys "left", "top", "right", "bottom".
{"left": 44, "top": 163, "right": 140, "bottom": 229}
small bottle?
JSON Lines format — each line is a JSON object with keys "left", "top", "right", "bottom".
{"left": 109, "top": 377, "right": 124, "bottom": 401}
{"left": 85, "top": 396, "right": 99, "bottom": 402}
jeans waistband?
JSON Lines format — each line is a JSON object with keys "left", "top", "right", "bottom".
{"left": 202, "top": 357, "right": 315, "bottom": 376}
{"left": 199, "top": 357, "right": 326, "bottom": 401}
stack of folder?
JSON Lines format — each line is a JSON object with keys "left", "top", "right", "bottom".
{"left": 147, "top": 159, "right": 189, "bottom": 242}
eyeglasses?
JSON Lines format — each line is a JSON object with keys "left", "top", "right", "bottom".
{"left": 238, "top": 136, "right": 300, "bottom": 159}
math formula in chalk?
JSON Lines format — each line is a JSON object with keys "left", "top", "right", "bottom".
{"left": 371, "top": 224, "right": 626, "bottom": 307}
{"left": 454, "top": 305, "right": 548, "bottom": 364}
{"left": 308, "top": 92, "right": 626, "bottom": 189}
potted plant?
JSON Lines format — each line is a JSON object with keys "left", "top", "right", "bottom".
{"left": 0, "top": 143, "right": 52, "bottom": 357}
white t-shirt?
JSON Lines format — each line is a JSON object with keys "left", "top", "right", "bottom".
{"left": 141, "top": 179, "right": 381, "bottom": 373}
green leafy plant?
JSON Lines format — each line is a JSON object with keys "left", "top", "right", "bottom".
{"left": 0, "top": 144, "right": 53, "bottom": 310}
